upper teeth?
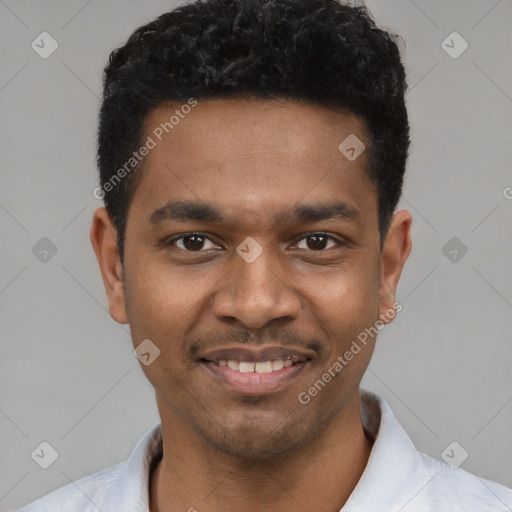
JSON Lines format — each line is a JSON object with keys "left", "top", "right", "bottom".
{"left": 217, "top": 360, "right": 294, "bottom": 373}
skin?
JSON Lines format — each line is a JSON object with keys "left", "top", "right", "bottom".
{"left": 91, "top": 98, "right": 412, "bottom": 512}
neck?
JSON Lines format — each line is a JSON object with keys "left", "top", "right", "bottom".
{"left": 150, "top": 391, "right": 372, "bottom": 512}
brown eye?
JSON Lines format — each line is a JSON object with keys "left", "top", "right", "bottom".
{"left": 182, "top": 234, "right": 206, "bottom": 251}
{"left": 167, "top": 233, "right": 219, "bottom": 252}
{"left": 306, "top": 234, "right": 328, "bottom": 250}
{"left": 296, "top": 233, "right": 338, "bottom": 251}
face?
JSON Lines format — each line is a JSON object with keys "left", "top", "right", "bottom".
{"left": 91, "top": 98, "right": 411, "bottom": 457}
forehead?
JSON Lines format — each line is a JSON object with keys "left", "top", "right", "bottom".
{"left": 129, "top": 98, "right": 377, "bottom": 231}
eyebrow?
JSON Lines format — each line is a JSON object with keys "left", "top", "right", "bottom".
{"left": 148, "top": 199, "right": 362, "bottom": 227}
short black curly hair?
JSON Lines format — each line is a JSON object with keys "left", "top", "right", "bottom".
{"left": 96, "top": 0, "right": 409, "bottom": 263}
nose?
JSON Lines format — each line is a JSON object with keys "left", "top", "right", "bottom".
{"left": 211, "top": 244, "right": 302, "bottom": 329}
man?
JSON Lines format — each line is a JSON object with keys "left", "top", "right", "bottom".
{"left": 19, "top": 0, "right": 512, "bottom": 510}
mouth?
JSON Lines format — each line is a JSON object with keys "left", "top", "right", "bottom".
{"left": 197, "top": 345, "right": 315, "bottom": 396}
{"left": 212, "top": 358, "right": 300, "bottom": 373}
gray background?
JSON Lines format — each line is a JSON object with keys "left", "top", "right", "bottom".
{"left": 1, "top": 0, "right": 511, "bottom": 509}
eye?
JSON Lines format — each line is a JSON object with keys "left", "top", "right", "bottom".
{"left": 166, "top": 233, "right": 220, "bottom": 252}
{"left": 294, "top": 233, "right": 340, "bottom": 251}
{"left": 165, "top": 232, "right": 343, "bottom": 253}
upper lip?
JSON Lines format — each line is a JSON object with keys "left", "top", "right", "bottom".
{"left": 198, "top": 345, "right": 316, "bottom": 363}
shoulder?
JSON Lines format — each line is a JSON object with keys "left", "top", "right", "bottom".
{"left": 16, "top": 461, "right": 124, "bottom": 512}
{"left": 415, "top": 452, "right": 512, "bottom": 511}
{"left": 17, "top": 421, "right": 162, "bottom": 512}
{"left": 358, "top": 390, "right": 512, "bottom": 511}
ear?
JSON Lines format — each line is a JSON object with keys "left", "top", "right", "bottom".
{"left": 90, "top": 207, "right": 128, "bottom": 324}
{"left": 378, "top": 209, "right": 412, "bottom": 324}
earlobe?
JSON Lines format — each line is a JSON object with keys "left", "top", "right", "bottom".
{"left": 378, "top": 209, "right": 412, "bottom": 324}
{"left": 90, "top": 207, "right": 129, "bottom": 324}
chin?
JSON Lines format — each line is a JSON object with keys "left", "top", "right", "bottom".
{"left": 194, "top": 415, "right": 318, "bottom": 459}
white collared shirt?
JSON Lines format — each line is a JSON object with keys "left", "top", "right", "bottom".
{"left": 18, "top": 390, "right": 512, "bottom": 511}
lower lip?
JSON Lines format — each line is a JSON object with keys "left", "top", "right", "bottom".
{"left": 200, "top": 360, "right": 309, "bottom": 395}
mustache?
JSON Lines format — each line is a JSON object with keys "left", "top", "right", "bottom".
{"left": 186, "top": 327, "right": 324, "bottom": 359}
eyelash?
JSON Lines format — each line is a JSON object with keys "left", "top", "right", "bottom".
{"left": 164, "top": 232, "right": 344, "bottom": 252}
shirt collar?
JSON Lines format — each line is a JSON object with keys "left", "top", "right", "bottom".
{"left": 105, "top": 420, "right": 162, "bottom": 510}
{"left": 110, "top": 389, "right": 420, "bottom": 511}
{"left": 342, "top": 389, "right": 425, "bottom": 510}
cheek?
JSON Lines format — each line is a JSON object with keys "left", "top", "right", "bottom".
{"left": 312, "top": 257, "right": 380, "bottom": 319}
{"left": 304, "top": 257, "right": 380, "bottom": 358}
{"left": 122, "top": 258, "right": 179, "bottom": 352}
{"left": 123, "top": 257, "right": 220, "bottom": 353}
{"left": 122, "top": 264, "right": 193, "bottom": 392}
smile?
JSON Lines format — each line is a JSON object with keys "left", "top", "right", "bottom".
{"left": 199, "top": 359, "right": 311, "bottom": 395}
{"left": 196, "top": 344, "right": 316, "bottom": 395}
{"left": 216, "top": 359, "right": 296, "bottom": 373}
